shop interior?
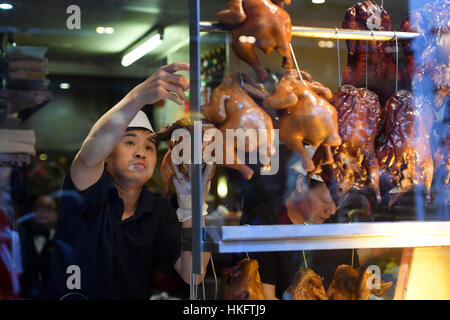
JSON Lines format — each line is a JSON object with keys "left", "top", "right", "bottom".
{"left": 0, "top": 0, "right": 449, "bottom": 300}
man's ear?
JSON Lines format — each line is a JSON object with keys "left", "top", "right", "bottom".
{"left": 295, "top": 174, "right": 308, "bottom": 194}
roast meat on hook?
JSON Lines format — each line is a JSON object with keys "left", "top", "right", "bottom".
{"left": 263, "top": 69, "right": 341, "bottom": 173}
{"left": 341, "top": 0, "right": 398, "bottom": 104}
{"left": 216, "top": 0, "right": 293, "bottom": 81}
{"left": 201, "top": 72, "right": 276, "bottom": 180}
{"left": 319, "top": 85, "right": 383, "bottom": 203}
{"left": 376, "top": 90, "right": 435, "bottom": 206}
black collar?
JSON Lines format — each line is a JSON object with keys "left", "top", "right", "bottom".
{"left": 105, "top": 170, "right": 155, "bottom": 223}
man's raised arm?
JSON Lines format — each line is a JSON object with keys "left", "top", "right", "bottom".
{"left": 70, "top": 62, "right": 190, "bottom": 191}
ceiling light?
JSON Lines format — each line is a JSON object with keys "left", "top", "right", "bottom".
{"left": 0, "top": 3, "right": 13, "bottom": 10}
{"left": 96, "top": 26, "right": 114, "bottom": 34}
{"left": 121, "top": 33, "right": 163, "bottom": 67}
{"left": 59, "top": 83, "right": 70, "bottom": 89}
{"left": 312, "top": 0, "right": 325, "bottom": 4}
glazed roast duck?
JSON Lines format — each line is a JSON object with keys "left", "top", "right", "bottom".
{"left": 216, "top": 0, "right": 293, "bottom": 81}
{"left": 201, "top": 72, "right": 276, "bottom": 180}
{"left": 222, "top": 258, "right": 266, "bottom": 300}
{"left": 327, "top": 264, "right": 393, "bottom": 300}
{"left": 320, "top": 84, "right": 383, "bottom": 204}
{"left": 263, "top": 69, "right": 341, "bottom": 173}
{"left": 342, "top": 0, "right": 399, "bottom": 104}
{"left": 157, "top": 118, "right": 216, "bottom": 194}
{"left": 376, "top": 90, "right": 435, "bottom": 206}
{"left": 284, "top": 268, "right": 328, "bottom": 300}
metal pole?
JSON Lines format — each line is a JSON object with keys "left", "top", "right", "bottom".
{"left": 199, "top": 22, "right": 421, "bottom": 41}
{"left": 189, "top": 0, "right": 203, "bottom": 298}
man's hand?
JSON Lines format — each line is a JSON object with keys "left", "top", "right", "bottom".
{"left": 172, "top": 163, "right": 213, "bottom": 222}
{"left": 128, "top": 62, "right": 190, "bottom": 107}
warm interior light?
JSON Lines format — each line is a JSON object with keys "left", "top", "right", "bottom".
{"left": 0, "top": 3, "right": 13, "bottom": 10}
{"left": 318, "top": 40, "right": 334, "bottom": 48}
{"left": 312, "top": 0, "right": 325, "bottom": 4}
{"left": 217, "top": 175, "right": 228, "bottom": 199}
{"left": 59, "top": 83, "right": 70, "bottom": 89}
{"left": 121, "top": 33, "right": 162, "bottom": 67}
{"left": 39, "top": 154, "right": 48, "bottom": 161}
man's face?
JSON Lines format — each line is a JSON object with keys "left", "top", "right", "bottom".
{"left": 33, "top": 195, "right": 58, "bottom": 230}
{"left": 106, "top": 129, "right": 157, "bottom": 186}
{"left": 288, "top": 180, "right": 336, "bottom": 224}
{"left": 304, "top": 183, "right": 336, "bottom": 224}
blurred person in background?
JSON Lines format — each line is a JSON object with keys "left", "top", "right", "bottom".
{"left": 18, "top": 194, "right": 58, "bottom": 299}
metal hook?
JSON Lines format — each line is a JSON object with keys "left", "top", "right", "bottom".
{"left": 335, "top": 27, "right": 341, "bottom": 88}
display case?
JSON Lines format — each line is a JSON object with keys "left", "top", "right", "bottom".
{"left": 182, "top": 0, "right": 450, "bottom": 300}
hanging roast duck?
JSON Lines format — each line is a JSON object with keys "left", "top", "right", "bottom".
{"left": 201, "top": 72, "right": 276, "bottom": 180}
{"left": 376, "top": 90, "right": 435, "bottom": 206}
{"left": 320, "top": 84, "right": 383, "bottom": 203}
{"left": 263, "top": 69, "right": 341, "bottom": 173}
{"left": 327, "top": 264, "right": 393, "bottom": 300}
{"left": 284, "top": 268, "right": 328, "bottom": 300}
{"left": 222, "top": 258, "right": 267, "bottom": 300}
{"left": 342, "top": 0, "right": 399, "bottom": 104}
{"left": 216, "top": 0, "right": 294, "bottom": 81}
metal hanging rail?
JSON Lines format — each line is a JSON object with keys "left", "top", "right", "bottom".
{"left": 199, "top": 21, "right": 421, "bottom": 41}
{"left": 183, "top": 221, "right": 450, "bottom": 253}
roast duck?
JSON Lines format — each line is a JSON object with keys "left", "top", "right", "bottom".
{"left": 376, "top": 90, "right": 435, "bottom": 206}
{"left": 157, "top": 118, "right": 222, "bottom": 194}
{"left": 400, "top": 1, "right": 449, "bottom": 110}
{"left": 216, "top": 0, "right": 293, "bottom": 81}
{"left": 284, "top": 268, "right": 328, "bottom": 300}
{"left": 201, "top": 72, "right": 276, "bottom": 180}
{"left": 327, "top": 264, "right": 393, "bottom": 300}
{"left": 319, "top": 85, "right": 383, "bottom": 204}
{"left": 263, "top": 69, "right": 341, "bottom": 173}
{"left": 222, "top": 258, "right": 267, "bottom": 300}
{"left": 342, "top": 0, "right": 399, "bottom": 104}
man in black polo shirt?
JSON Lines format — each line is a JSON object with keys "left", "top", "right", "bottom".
{"left": 46, "top": 62, "right": 212, "bottom": 300}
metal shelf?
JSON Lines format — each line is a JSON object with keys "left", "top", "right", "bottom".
{"left": 183, "top": 221, "right": 450, "bottom": 253}
{"left": 200, "top": 21, "right": 421, "bottom": 41}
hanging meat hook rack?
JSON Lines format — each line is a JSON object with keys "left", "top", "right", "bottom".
{"left": 199, "top": 21, "right": 420, "bottom": 41}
